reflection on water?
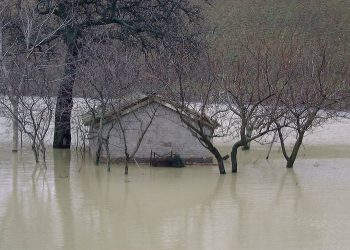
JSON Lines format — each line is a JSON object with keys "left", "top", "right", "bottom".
{"left": 53, "top": 149, "right": 71, "bottom": 179}
{"left": 0, "top": 146, "right": 350, "bottom": 250}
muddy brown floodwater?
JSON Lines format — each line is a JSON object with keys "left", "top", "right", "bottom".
{"left": 0, "top": 143, "right": 350, "bottom": 250}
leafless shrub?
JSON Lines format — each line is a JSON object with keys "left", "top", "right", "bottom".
{"left": 78, "top": 41, "right": 158, "bottom": 174}
{"left": 0, "top": 1, "right": 63, "bottom": 161}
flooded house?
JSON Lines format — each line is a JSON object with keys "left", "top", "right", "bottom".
{"left": 84, "top": 94, "right": 218, "bottom": 165}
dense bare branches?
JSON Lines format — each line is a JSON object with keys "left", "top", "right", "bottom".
{"left": 0, "top": 2, "right": 59, "bottom": 163}
{"left": 36, "top": 0, "right": 205, "bottom": 49}
{"left": 276, "top": 44, "right": 350, "bottom": 168}
{"left": 0, "top": 48, "right": 56, "bottom": 166}
{"left": 149, "top": 48, "right": 229, "bottom": 174}
{"left": 2, "top": 1, "right": 350, "bottom": 175}
{"left": 78, "top": 41, "right": 158, "bottom": 174}
{"left": 220, "top": 41, "right": 292, "bottom": 172}
{"left": 32, "top": 0, "right": 208, "bottom": 148}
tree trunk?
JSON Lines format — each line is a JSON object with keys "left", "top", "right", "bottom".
{"left": 242, "top": 127, "right": 252, "bottom": 151}
{"left": 11, "top": 98, "right": 19, "bottom": 152}
{"left": 266, "top": 131, "right": 277, "bottom": 160}
{"left": 32, "top": 144, "right": 39, "bottom": 164}
{"left": 125, "top": 161, "right": 129, "bottom": 175}
{"left": 95, "top": 108, "right": 105, "bottom": 164}
{"left": 231, "top": 141, "right": 242, "bottom": 173}
{"left": 210, "top": 147, "right": 226, "bottom": 174}
{"left": 217, "top": 158, "right": 225, "bottom": 175}
{"left": 20, "top": 129, "right": 23, "bottom": 149}
{"left": 95, "top": 143, "right": 102, "bottom": 165}
{"left": 106, "top": 142, "right": 111, "bottom": 172}
{"left": 40, "top": 145, "right": 47, "bottom": 169}
{"left": 125, "top": 153, "right": 129, "bottom": 175}
{"left": 232, "top": 121, "right": 245, "bottom": 172}
{"left": 53, "top": 37, "right": 78, "bottom": 148}
{"left": 286, "top": 132, "right": 304, "bottom": 168}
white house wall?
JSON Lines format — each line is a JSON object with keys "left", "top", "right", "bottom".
{"left": 89, "top": 102, "right": 214, "bottom": 163}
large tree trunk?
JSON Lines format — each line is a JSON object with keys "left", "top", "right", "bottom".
{"left": 53, "top": 37, "right": 78, "bottom": 148}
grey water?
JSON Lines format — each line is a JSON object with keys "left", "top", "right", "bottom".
{"left": 1, "top": 142, "right": 350, "bottom": 249}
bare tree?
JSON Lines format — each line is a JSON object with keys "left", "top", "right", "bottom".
{"left": 220, "top": 41, "right": 291, "bottom": 173}
{"left": 72, "top": 112, "right": 89, "bottom": 154}
{"left": 79, "top": 41, "right": 158, "bottom": 174}
{"left": 34, "top": 0, "right": 207, "bottom": 149}
{"left": 276, "top": 45, "right": 350, "bottom": 168}
{"left": 0, "top": 2, "right": 59, "bottom": 166}
{"left": 114, "top": 96, "right": 160, "bottom": 175}
{"left": 0, "top": 59, "right": 55, "bottom": 166}
{"left": 0, "top": 1, "right": 66, "bottom": 153}
{"left": 150, "top": 48, "right": 229, "bottom": 174}
{"left": 0, "top": 1, "right": 18, "bottom": 152}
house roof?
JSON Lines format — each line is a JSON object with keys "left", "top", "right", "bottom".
{"left": 82, "top": 93, "right": 220, "bottom": 129}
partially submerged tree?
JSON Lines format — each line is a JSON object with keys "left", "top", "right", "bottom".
{"left": 71, "top": 104, "right": 89, "bottom": 154}
{"left": 114, "top": 96, "right": 160, "bottom": 175}
{"left": 34, "top": 0, "right": 207, "bottom": 149}
{"left": 0, "top": 52, "right": 55, "bottom": 166}
{"left": 0, "top": 1, "right": 66, "bottom": 152}
{"left": 150, "top": 48, "right": 229, "bottom": 174}
{"left": 0, "top": 2, "right": 59, "bottom": 164}
{"left": 0, "top": 1, "right": 21, "bottom": 152}
{"left": 220, "top": 41, "right": 291, "bottom": 173}
{"left": 276, "top": 45, "right": 350, "bottom": 168}
{"left": 79, "top": 41, "right": 158, "bottom": 174}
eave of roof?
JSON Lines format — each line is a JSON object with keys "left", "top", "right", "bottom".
{"left": 83, "top": 95, "right": 220, "bottom": 129}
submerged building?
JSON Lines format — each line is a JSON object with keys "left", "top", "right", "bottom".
{"left": 83, "top": 94, "right": 218, "bottom": 164}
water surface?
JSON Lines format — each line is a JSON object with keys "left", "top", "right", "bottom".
{"left": 1, "top": 145, "right": 350, "bottom": 250}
